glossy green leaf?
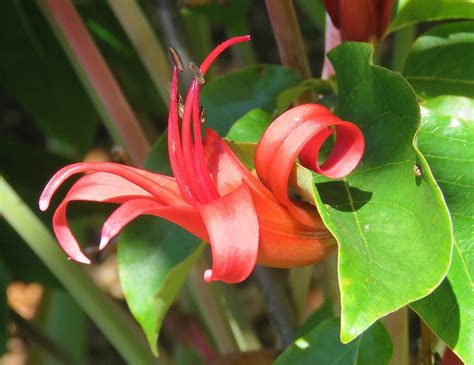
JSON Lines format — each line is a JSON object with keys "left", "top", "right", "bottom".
{"left": 118, "top": 219, "right": 203, "bottom": 355}
{"left": 201, "top": 65, "right": 301, "bottom": 135}
{"left": 313, "top": 42, "right": 453, "bottom": 343}
{"left": 411, "top": 96, "right": 474, "bottom": 364}
{"left": 117, "top": 137, "right": 203, "bottom": 354}
{"left": 403, "top": 22, "right": 474, "bottom": 99}
{"left": 276, "top": 79, "right": 333, "bottom": 115}
{"left": 275, "top": 318, "right": 392, "bottom": 365}
{"left": 389, "top": 0, "right": 474, "bottom": 32}
{"left": 0, "top": 0, "right": 99, "bottom": 157}
{"left": 0, "top": 260, "right": 8, "bottom": 356}
{"left": 227, "top": 109, "right": 272, "bottom": 143}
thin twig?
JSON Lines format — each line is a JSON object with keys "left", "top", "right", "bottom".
{"left": 253, "top": 266, "right": 297, "bottom": 347}
{"left": 265, "top": 0, "right": 314, "bottom": 103}
{"left": 151, "top": 0, "right": 193, "bottom": 85}
{"left": 385, "top": 307, "right": 409, "bottom": 365}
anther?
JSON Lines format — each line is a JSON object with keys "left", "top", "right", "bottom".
{"left": 168, "top": 47, "right": 184, "bottom": 72}
{"left": 189, "top": 61, "right": 205, "bottom": 84}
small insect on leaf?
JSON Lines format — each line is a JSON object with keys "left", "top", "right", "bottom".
{"left": 413, "top": 164, "right": 422, "bottom": 177}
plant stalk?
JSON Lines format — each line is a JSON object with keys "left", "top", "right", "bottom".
{"left": 391, "top": 25, "right": 416, "bottom": 72}
{"left": 107, "top": 0, "right": 171, "bottom": 105}
{"left": 0, "top": 177, "right": 160, "bottom": 365}
{"left": 38, "top": 0, "right": 151, "bottom": 166}
{"left": 265, "top": 0, "right": 314, "bottom": 103}
{"left": 385, "top": 307, "right": 409, "bottom": 365}
{"left": 253, "top": 266, "right": 297, "bottom": 347}
{"left": 187, "top": 257, "right": 240, "bottom": 355}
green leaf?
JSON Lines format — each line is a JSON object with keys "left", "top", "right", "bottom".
{"left": 276, "top": 79, "right": 333, "bottom": 115}
{"left": 118, "top": 219, "right": 203, "bottom": 355}
{"left": 295, "top": 300, "right": 334, "bottom": 338}
{"left": 117, "top": 136, "right": 203, "bottom": 354}
{"left": 227, "top": 109, "right": 272, "bottom": 143}
{"left": 389, "top": 0, "right": 474, "bottom": 32}
{"left": 0, "top": 0, "right": 99, "bottom": 157}
{"left": 313, "top": 42, "right": 453, "bottom": 343}
{"left": 201, "top": 65, "right": 301, "bottom": 135}
{"left": 274, "top": 318, "right": 392, "bottom": 365}
{"left": 403, "top": 22, "right": 474, "bottom": 99}
{"left": 0, "top": 260, "right": 8, "bottom": 356}
{"left": 410, "top": 96, "right": 474, "bottom": 364}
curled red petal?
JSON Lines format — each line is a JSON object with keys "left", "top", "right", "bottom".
{"left": 39, "top": 162, "right": 182, "bottom": 211}
{"left": 255, "top": 104, "right": 364, "bottom": 227}
{"left": 48, "top": 171, "right": 161, "bottom": 263}
{"left": 100, "top": 198, "right": 208, "bottom": 249}
{"left": 197, "top": 183, "right": 259, "bottom": 284}
{"left": 53, "top": 199, "right": 91, "bottom": 264}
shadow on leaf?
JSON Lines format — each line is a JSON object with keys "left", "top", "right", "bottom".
{"left": 315, "top": 181, "right": 373, "bottom": 212}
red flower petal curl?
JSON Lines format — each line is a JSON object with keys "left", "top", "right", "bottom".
{"left": 255, "top": 104, "right": 364, "bottom": 227}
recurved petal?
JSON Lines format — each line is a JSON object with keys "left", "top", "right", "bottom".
{"left": 255, "top": 104, "right": 364, "bottom": 227}
{"left": 100, "top": 198, "right": 208, "bottom": 249}
{"left": 197, "top": 183, "right": 259, "bottom": 284}
{"left": 39, "top": 162, "right": 181, "bottom": 211}
{"left": 47, "top": 171, "right": 187, "bottom": 263}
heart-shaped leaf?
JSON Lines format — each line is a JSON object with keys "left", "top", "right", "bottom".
{"left": 411, "top": 96, "right": 474, "bottom": 364}
{"left": 274, "top": 317, "right": 392, "bottom": 365}
{"left": 313, "top": 42, "right": 453, "bottom": 343}
{"left": 201, "top": 65, "right": 301, "bottom": 135}
{"left": 403, "top": 22, "right": 474, "bottom": 99}
{"left": 389, "top": 0, "right": 474, "bottom": 32}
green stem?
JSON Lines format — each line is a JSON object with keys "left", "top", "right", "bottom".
{"left": 0, "top": 177, "right": 160, "bottom": 365}
{"left": 107, "top": 0, "right": 171, "bottom": 106}
{"left": 187, "top": 257, "right": 240, "bottom": 354}
{"left": 289, "top": 266, "right": 313, "bottom": 322}
{"left": 391, "top": 25, "right": 416, "bottom": 72}
{"left": 37, "top": 0, "right": 151, "bottom": 166}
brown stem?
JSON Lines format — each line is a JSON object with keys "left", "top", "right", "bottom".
{"left": 253, "top": 266, "right": 297, "bottom": 347}
{"left": 385, "top": 307, "right": 409, "bottom": 365}
{"left": 265, "top": 0, "right": 314, "bottom": 104}
{"left": 420, "top": 319, "right": 434, "bottom": 365}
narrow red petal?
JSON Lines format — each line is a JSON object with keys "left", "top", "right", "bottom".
{"left": 48, "top": 171, "right": 164, "bottom": 264}
{"left": 39, "top": 162, "right": 182, "bottom": 211}
{"left": 197, "top": 183, "right": 259, "bottom": 284}
{"left": 199, "top": 36, "right": 251, "bottom": 75}
{"left": 192, "top": 85, "right": 219, "bottom": 201}
{"left": 53, "top": 200, "right": 91, "bottom": 264}
{"left": 168, "top": 67, "right": 198, "bottom": 205}
{"left": 100, "top": 198, "right": 208, "bottom": 249}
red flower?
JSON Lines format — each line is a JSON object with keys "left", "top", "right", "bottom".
{"left": 324, "top": 0, "right": 394, "bottom": 42}
{"left": 40, "top": 36, "right": 364, "bottom": 283}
